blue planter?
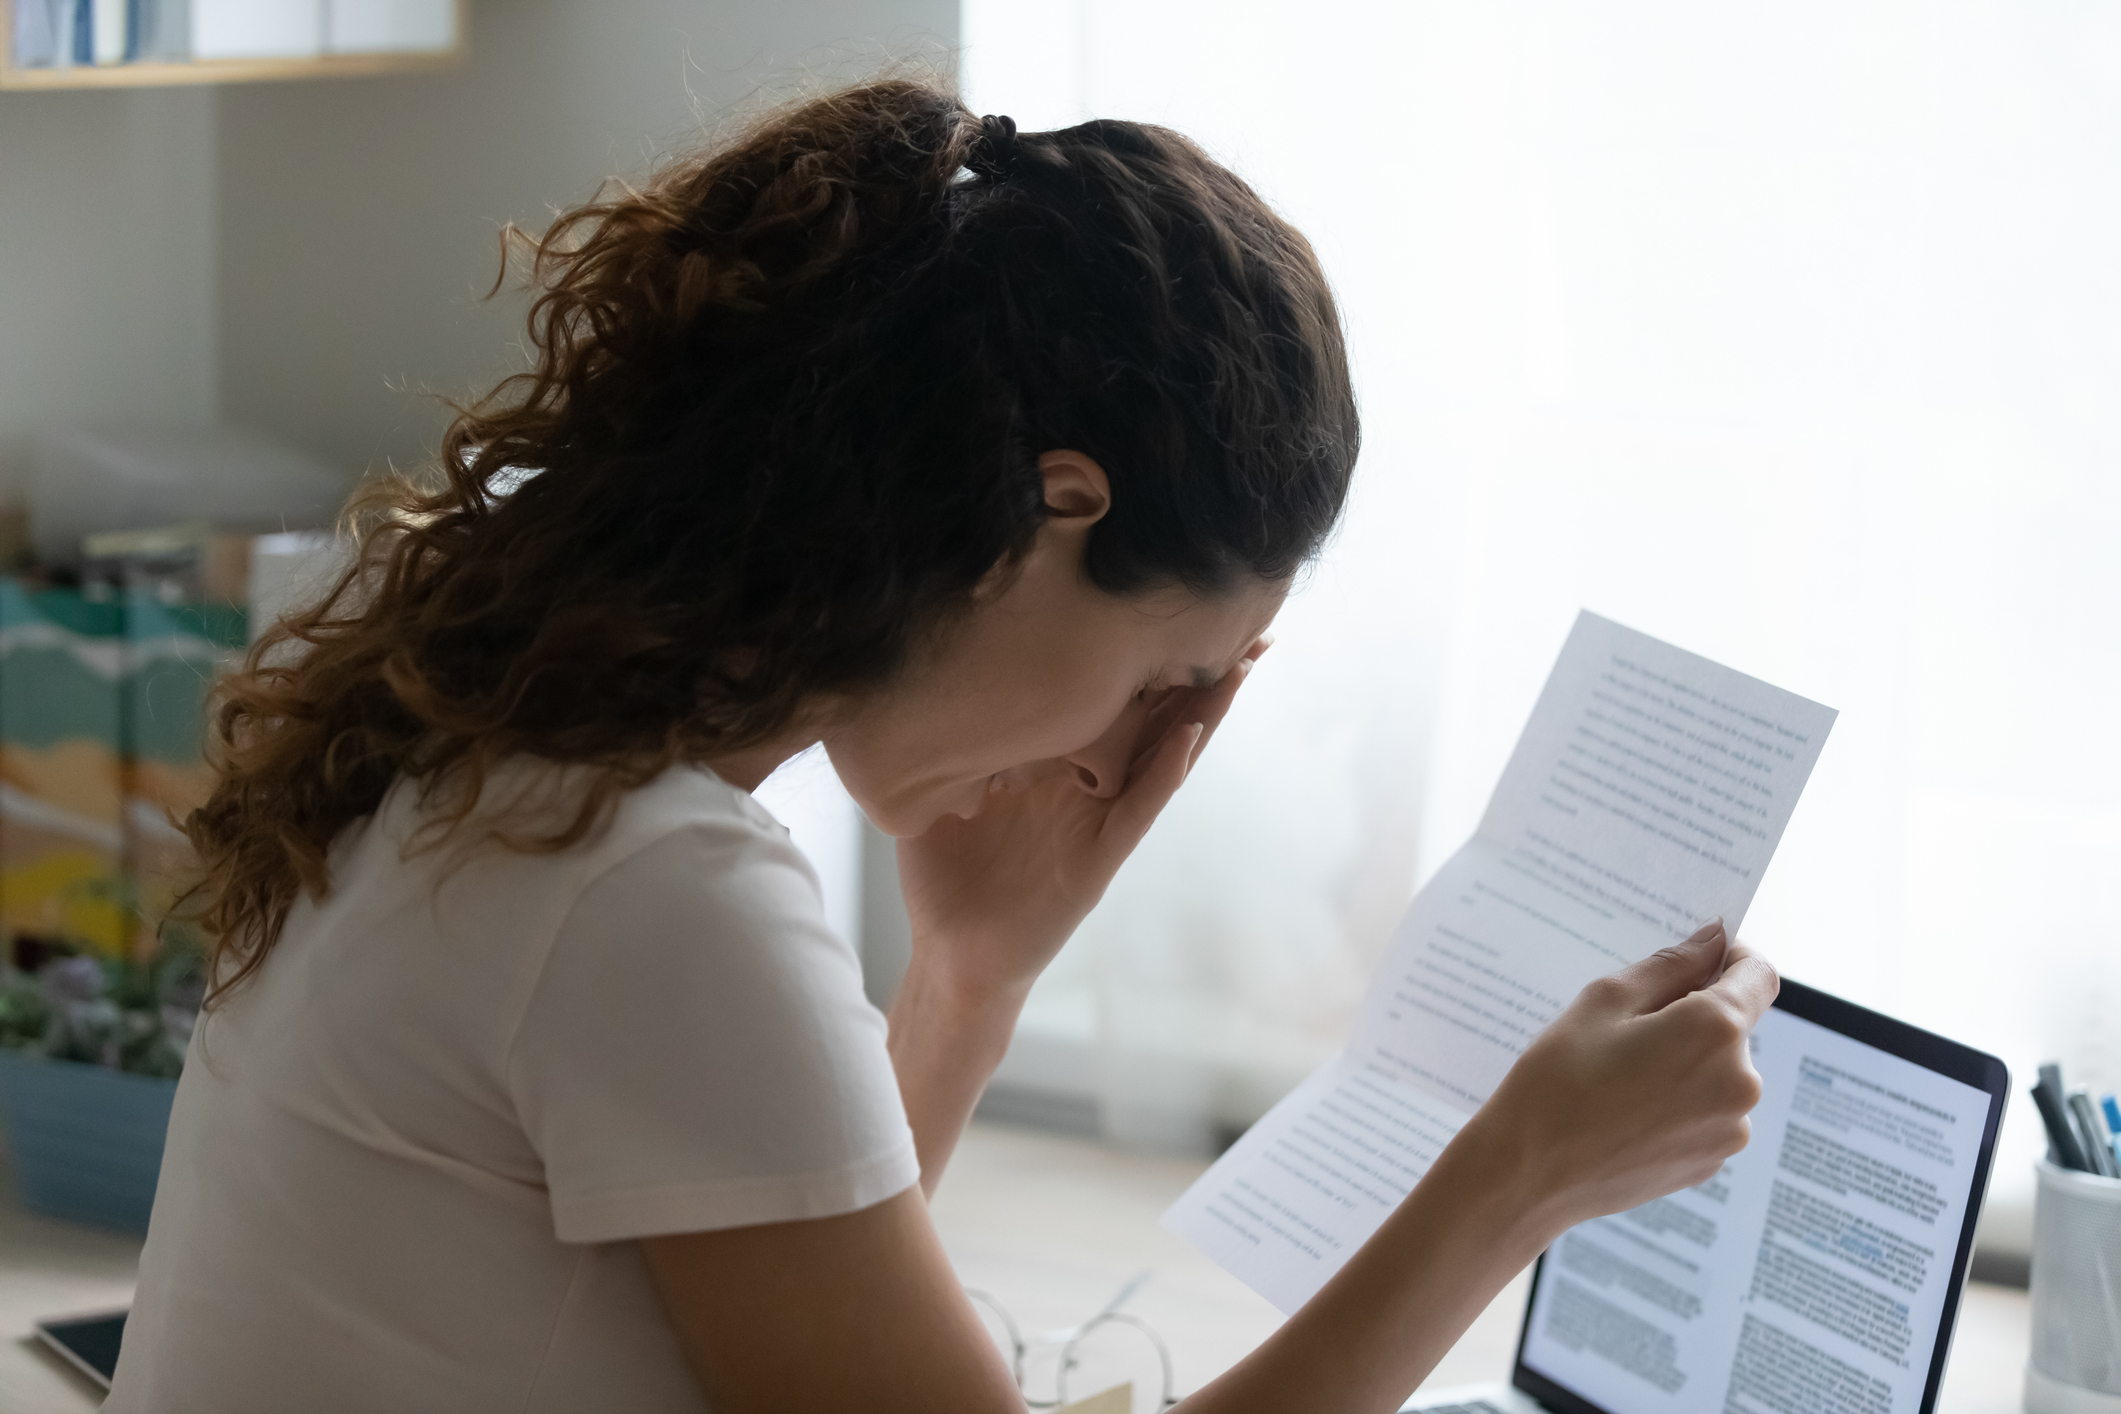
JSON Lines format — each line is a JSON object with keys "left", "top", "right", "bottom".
{"left": 0, "top": 1048, "right": 176, "bottom": 1233}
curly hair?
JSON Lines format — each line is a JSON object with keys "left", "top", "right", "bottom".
{"left": 183, "top": 78, "right": 1359, "bottom": 1000}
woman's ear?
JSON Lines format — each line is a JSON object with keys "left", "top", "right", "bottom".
{"left": 1037, "top": 450, "right": 1112, "bottom": 524}
{"left": 973, "top": 450, "right": 1111, "bottom": 602}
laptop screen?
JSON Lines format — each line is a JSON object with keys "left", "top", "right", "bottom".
{"left": 1513, "top": 981, "right": 2007, "bottom": 1414}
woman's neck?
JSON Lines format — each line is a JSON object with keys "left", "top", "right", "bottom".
{"left": 704, "top": 729, "right": 826, "bottom": 793}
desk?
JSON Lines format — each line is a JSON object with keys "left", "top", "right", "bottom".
{"left": 1, "top": 1168, "right": 139, "bottom": 1411}
{"left": 0, "top": 1122, "right": 2034, "bottom": 1412}
{"left": 931, "top": 1123, "right": 2034, "bottom": 1414}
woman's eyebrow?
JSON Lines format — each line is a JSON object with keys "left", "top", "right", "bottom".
{"left": 1190, "top": 665, "right": 1221, "bottom": 689}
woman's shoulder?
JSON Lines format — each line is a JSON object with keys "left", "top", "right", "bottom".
{"left": 347, "top": 757, "right": 807, "bottom": 909}
{"left": 611, "top": 761, "right": 788, "bottom": 842}
{"left": 583, "top": 762, "right": 816, "bottom": 891}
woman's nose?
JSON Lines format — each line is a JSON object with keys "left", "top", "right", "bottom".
{"left": 1061, "top": 704, "right": 1144, "bottom": 799}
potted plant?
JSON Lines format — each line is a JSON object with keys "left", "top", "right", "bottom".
{"left": 0, "top": 935, "right": 202, "bottom": 1233}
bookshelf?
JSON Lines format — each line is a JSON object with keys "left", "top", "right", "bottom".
{"left": 0, "top": 0, "right": 465, "bottom": 90}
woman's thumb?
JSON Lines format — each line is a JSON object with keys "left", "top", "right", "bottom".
{"left": 1603, "top": 919, "right": 1728, "bottom": 1016}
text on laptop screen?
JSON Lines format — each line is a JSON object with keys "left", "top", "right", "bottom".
{"left": 1517, "top": 1006, "right": 1992, "bottom": 1414}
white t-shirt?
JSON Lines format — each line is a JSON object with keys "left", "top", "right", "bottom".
{"left": 108, "top": 763, "right": 919, "bottom": 1414}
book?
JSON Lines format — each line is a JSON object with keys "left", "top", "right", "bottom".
{"left": 10, "top": 0, "right": 69, "bottom": 67}
{"left": 91, "top": 0, "right": 125, "bottom": 64}
{"left": 0, "top": 579, "right": 129, "bottom": 956}
{"left": 132, "top": 0, "right": 189, "bottom": 61}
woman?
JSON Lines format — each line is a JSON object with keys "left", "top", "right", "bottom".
{"left": 108, "top": 80, "right": 1772, "bottom": 1412}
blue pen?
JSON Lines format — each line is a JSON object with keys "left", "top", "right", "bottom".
{"left": 2105, "top": 1094, "right": 2121, "bottom": 1168}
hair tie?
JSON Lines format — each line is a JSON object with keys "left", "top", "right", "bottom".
{"left": 970, "top": 114, "right": 1019, "bottom": 182}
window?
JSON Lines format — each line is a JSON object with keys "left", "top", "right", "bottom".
{"left": 962, "top": 0, "right": 2121, "bottom": 1256}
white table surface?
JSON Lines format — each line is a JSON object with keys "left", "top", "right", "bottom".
{"left": 1, "top": 1166, "right": 140, "bottom": 1411}
{"left": 0, "top": 1121, "right": 2035, "bottom": 1412}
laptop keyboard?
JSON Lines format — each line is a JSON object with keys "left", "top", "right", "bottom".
{"left": 1413, "top": 1403, "right": 1506, "bottom": 1414}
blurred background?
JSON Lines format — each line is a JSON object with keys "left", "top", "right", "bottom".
{"left": 968, "top": 0, "right": 2121, "bottom": 1275}
{"left": 2, "top": 0, "right": 2116, "bottom": 1288}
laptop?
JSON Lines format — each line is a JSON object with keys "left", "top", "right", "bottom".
{"left": 32, "top": 1307, "right": 127, "bottom": 1389}
{"left": 1401, "top": 978, "right": 2009, "bottom": 1414}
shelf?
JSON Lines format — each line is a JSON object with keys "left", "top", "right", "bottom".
{"left": 0, "top": 0, "right": 464, "bottom": 91}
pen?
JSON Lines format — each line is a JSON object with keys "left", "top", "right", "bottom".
{"left": 2103, "top": 1094, "right": 2121, "bottom": 1173}
{"left": 2031, "top": 1067, "right": 2092, "bottom": 1172}
{"left": 2067, "top": 1090, "right": 2121, "bottom": 1179}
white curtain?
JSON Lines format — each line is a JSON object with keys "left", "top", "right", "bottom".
{"left": 960, "top": 0, "right": 2121, "bottom": 1251}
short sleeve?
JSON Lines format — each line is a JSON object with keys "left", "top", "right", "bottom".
{"left": 507, "top": 819, "right": 919, "bottom": 1244}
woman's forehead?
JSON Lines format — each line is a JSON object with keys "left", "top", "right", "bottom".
{"left": 1137, "top": 579, "right": 1283, "bottom": 670}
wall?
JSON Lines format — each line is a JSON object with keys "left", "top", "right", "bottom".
{"left": 211, "top": 0, "right": 953, "bottom": 989}
{"left": 2, "top": 0, "right": 952, "bottom": 994}
{"left": 966, "top": 1, "right": 2121, "bottom": 1267}
{"left": 0, "top": 0, "right": 955, "bottom": 497}
{"left": 0, "top": 86, "right": 219, "bottom": 503}
{"left": 214, "top": 0, "right": 957, "bottom": 479}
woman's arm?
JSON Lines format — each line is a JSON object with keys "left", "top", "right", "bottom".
{"left": 886, "top": 956, "right": 1022, "bottom": 1196}
{"left": 882, "top": 646, "right": 1264, "bottom": 1193}
{"left": 641, "top": 922, "right": 1774, "bottom": 1414}
{"left": 1179, "top": 925, "right": 1774, "bottom": 1412}
{"left": 639, "top": 1126, "right": 1546, "bottom": 1414}
{"left": 642, "top": 1187, "right": 1024, "bottom": 1411}
{"left": 643, "top": 650, "right": 1771, "bottom": 1409}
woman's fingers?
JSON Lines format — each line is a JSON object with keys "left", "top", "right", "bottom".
{"left": 1105, "top": 649, "right": 1257, "bottom": 838}
{"left": 1705, "top": 940, "right": 1780, "bottom": 1025}
{"left": 1179, "top": 639, "right": 1266, "bottom": 772}
{"left": 1103, "top": 719, "right": 1203, "bottom": 856}
{"left": 1121, "top": 649, "right": 1260, "bottom": 782}
{"left": 1594, "top": 919, "right": 1728, "bottom": 1017}
{"left": 1185, "top": 657, "right": 1252, "bottom": 769}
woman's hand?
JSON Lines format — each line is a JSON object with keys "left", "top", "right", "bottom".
{"left": 1190, "top": 922, "right": 1776, "bottom": 1414}
{"left": 883, "top": 637, "right": 1267, "bottom": 1193}
{"left": 893, "top": 636, "right": 1270, "bottom": 1011}
{"left": 1466, "top": 919, "right": 1779, "bottom": 1231}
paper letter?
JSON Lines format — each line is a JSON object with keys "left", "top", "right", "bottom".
{"left": 1165, "top": 613, "right": 1836, "bottom": 1312}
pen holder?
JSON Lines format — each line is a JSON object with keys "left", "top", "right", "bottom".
{"left": 2026, "top": 1159, "right": 2121, "bottom": 1414}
